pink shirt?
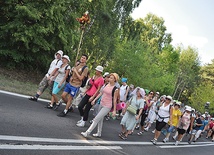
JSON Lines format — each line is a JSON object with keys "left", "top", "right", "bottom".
{"left": 101, "top": 84, "right": 115, "bottom": 108}
{"left": 86, "top": 77, "right": 104, "bottom": 96}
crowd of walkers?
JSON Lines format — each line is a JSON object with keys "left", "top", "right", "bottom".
{"left": 29, "top": 50, "right": 214, "bottom": 145}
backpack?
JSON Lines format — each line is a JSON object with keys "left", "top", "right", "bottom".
{"left": 80, "top": 66, "right": 88, "bottom": 87}
{"left": 111, "top": 86, "right": 118, "bottom": 109}
{"left": 126, "top": 86, "right": 131, "bottom": 101}
{"left": 65, "top": 65, "right": 71, "bottom": 83}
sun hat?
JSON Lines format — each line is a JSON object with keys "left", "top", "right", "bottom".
{"left": 55, "top": 50, "right": 63, "bottom": 57}
{"left": 130, "top": 84, "right": 134, "bottom": 89}
{"left": 131, "top": 87, "right": 145, "bottom": 98}
{"left": 62, "top": 55, "right": 70, "bottom": 62}
{"left": 201, "top": 114, "right": 206, "bottom": 118}
{"left": 103, "top": 72, "right": 110, "bottom": 77}
{"left": 110, "top": 73, "right": 119, "bottom": 82}
{"left": 156, "top": 92, "right": 160, "bottom": 95}
{"left": 95, "top": 65, "right": 103, "bottom": 72}
{"left": 166, "top": 95, "right": 172, "bottom": 101}
{"left": 174, "top": 101, "right": 181, "bottom": 106}
{"left": 185, "top": 106, "right": 192, "bottom": 112}
{"left": 121, "top": 78, "right": 127, "bottom": 83}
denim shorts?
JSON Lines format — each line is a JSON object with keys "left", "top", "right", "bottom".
{"left": 167, "top": 125, "right": 176, "bottom": 133}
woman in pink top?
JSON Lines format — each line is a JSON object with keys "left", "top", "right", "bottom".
{"left": 77, "top": 66, "right": 104, "bottom": 127}
{"left": 81, "top": 73, "right": 119, "bottom": 138}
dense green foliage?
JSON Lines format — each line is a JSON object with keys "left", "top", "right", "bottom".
{"left": 0, "top": 0, "right": 214, "bottom": 114}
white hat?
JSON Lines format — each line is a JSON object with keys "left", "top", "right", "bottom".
{"left": 201, "top": 114, "right": 206, "bottom": 118}
{"left": 56, "top": 50, "right": 63, "bottom": 57}
{"left": 103, "top": 72, "right": 110, "bottom": 77}
{"left": 95, "top": 65, "right": 103, "bottom": 72}
{"left": 156, "top": 92, "right": 160, "bottom": 95}
{"left": 185, "top": 106, "right": 192, "bottom": 112}
{"left": 131, "top": 87, "right": 145, "bottom": 98}
{"left": 174, "top": 101, "right": 181, "bottom": 106}
{"left": 62, "top": 55, "right": 70, "bottom": 62}
{"left": 191, "top": 108, "right": 195, "bottom": 112}
{"left": 166, "top": 95, "right": 172, "bottom": 101}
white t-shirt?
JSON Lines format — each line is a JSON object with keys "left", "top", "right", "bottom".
{"left": 47, "top": 59, "right": 62, "bottom": 75}
{"left": 157, "top": 102, "right": 171, "bottom": 123}
{"left": 55, "top": 65, "right": 71, "bottom": 85}
{"left": 120, "top": 85, "right": 128, "bottom": 101}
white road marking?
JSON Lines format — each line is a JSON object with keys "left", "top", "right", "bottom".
{"left": 0, "top": 90, "right": 49, "bottom": 102}
{"left": 0, "top": 144, "right": 122, "bottom": 150}
{"left": 0, "top": 135, "right": 152, "bottom": 145}
{"left": 159, "top": 143, "right": 214, "bottom": 149}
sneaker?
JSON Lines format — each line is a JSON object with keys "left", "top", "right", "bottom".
{"left": 92, "top": 133, "right": 101, "bottom": 137}
{"left": 54, "top": 104, "right": 60, "bottom": 110}
{"left": 68, "top": 106, "right": 74, "bottom": 112}
{"left": 57, "top": 111, "right": 67, "bottom": 117}
{"left": 137, "top": 131, "right": 144, "bottom": 136}
{"left": 46, "top": 105, "right": 53, "bottom": 109}
{"left": 144, "top": 127, "right": 149, "bottom": 132}
{"left": 29, "top": 96, "right": 38, "bottom": 101}
{"left": 81, "top": 131, "right": 89, "bottom": 138}
{"left": 188, "top": 140, "right": 192, "bottom": 144}
{"left": 152, "top": 130, "right": 155, "bottom": 134}
{"left": 163, "top": 138, "right": 169, "bottom": 143}
{"left": 175, "top": 141, "right": 180, "bottom": 146}
{"left": 76, "top": 121, "right": 85, "bottom": 127}
{"left": 77, "top": 119, "right": 83, "bottom": 124}
{"left": 89, "top": 120, "right": 93, "bottom": 124}
{"left": 151, "top": 139, "right": 157, "bottom": 145}
{"left": 172, "top": 136, "right": 176, "bottom": 141}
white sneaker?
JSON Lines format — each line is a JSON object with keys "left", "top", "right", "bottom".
{"left": 163, "top": 138, "right": 169, "bottom": 143}
{"left": 76, "top": 121, "right": 85, "bottom": 127}
{"left": 144, "top": 127, "right": 149, "bottom": 132}
{"left": 152, "top": 130, "right": 155, "bottom": 134}
{"left": 175, "top": 141, "right": 180, "bottom": 146}
{"left": 77, "top": 119, "right": 83, "bottom": 124}
{"left": 81, "top": 131, "right": 89, "bottom": 138}
{"left": 92, "top": 133, "right": 101, "bottom": 137}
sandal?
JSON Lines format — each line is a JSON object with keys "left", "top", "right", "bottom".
{"left": 119, "top": 132, "right": 125, "bottom": 137}
{"left": 137, "top": 131, "right": 144, "bottom": 135}
{"left": 121, "top": 134, "right": 127, "bottom": 140}
{"left": 29, "top": 96, "right": 38, "bottom": 101}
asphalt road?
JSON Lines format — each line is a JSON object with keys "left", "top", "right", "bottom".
{"left": 0, "top": 90, "right": 213, "bottom": 155}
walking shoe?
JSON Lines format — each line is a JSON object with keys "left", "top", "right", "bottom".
{"left": 137, "top": 131, "right": 144, "bottom": 136}
{"left": 46, "top": 105, "right": 53, "bottom": 109}
{"left": 144, "top": 127, "right": 149, "bottom": 132}
{"left": 68, "top": 106, "right": 74, "bottom": 112}
{"left": 175, "top": 141, "right": 180, "bottom": 146}
{"left": 81, "top": 131, "right": 89, "bottom": 138}
{"left": 57, "top": 111, "right": 67, "bottom": 117}
{"left": 29, "top": 96, "right": 38, "bottom": 101}
{"left": 152, "top": 130, "right": 155, "bottom": 134}
{"left": 151, "top": 139, "right": 157, "bottom": 145}
{"left": 76, "top": 121, "right": 85, "bottom": 127}
{"left": 121, "top": 134, "right": 127, "bottom": 140}
{"left": 89, "top": 120, "right": 93, "bottom": 124}
{"left": 172, "top": 136, "right": 176, "bottom": 141}
{"left": 163, "top": 138, "right": 169, "bottom": 143}
{"left": 77, "top": 119, "right": 83, "bottom": 124}
{"left": 92, "top": 133, "right": 101, "bottom": 138}
{"left": 188, "top": 140, "right": 192, "bottom": 144}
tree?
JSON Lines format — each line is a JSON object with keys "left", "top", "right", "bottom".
{"left": 200, "top": 59, "right": 214, "bottom": 85}
{"left": 172, "top": 46, "right": 201, "bottom": 102}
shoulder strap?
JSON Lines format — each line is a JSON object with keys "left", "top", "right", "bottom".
{"left": 65, "top": 64, "right": 69, "bottom": 70}
{"left": 112, "top": 86, "right": 118, "bottom": 98}
{"left": 56, "top": 59, "right": 60, "bottom": 65}
{"left": 81, "top": 66, "right": 87, "bottom": 72}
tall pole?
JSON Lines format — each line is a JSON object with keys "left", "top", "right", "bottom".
{"left": 75, "top": 29, "right": 85, "bottom": 66}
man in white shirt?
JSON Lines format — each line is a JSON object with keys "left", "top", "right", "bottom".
{"left": 29, "top": 50, "right": 63, "bottom": 101}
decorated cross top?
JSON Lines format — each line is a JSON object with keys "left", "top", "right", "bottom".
{"left": 76, "top": 11, "right": 90, "bottom": 29}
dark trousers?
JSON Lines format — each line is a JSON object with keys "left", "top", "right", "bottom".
{"left": 78, "top": 94, "right": 92, "bottom": 121}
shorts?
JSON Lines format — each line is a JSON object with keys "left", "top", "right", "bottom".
{"left": 64, "top": 83, "right": 79, "bottom": 97}
{"left": 38, "top": 75, "right": 53, "bottom": 94}
{"left": 156, "top": 120, "right": 167, "bottom": 131}
{"left": 191, "top": 129, "right": 198, "bottom": 135}
{"left": 167, "top": 125, "right": 176, "bottom": 133}
{"left": 177, "top": 128, "right": 186, "bottom": 135}
{"left": 52, "top": 81, "right": 65, "bottom": 95}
